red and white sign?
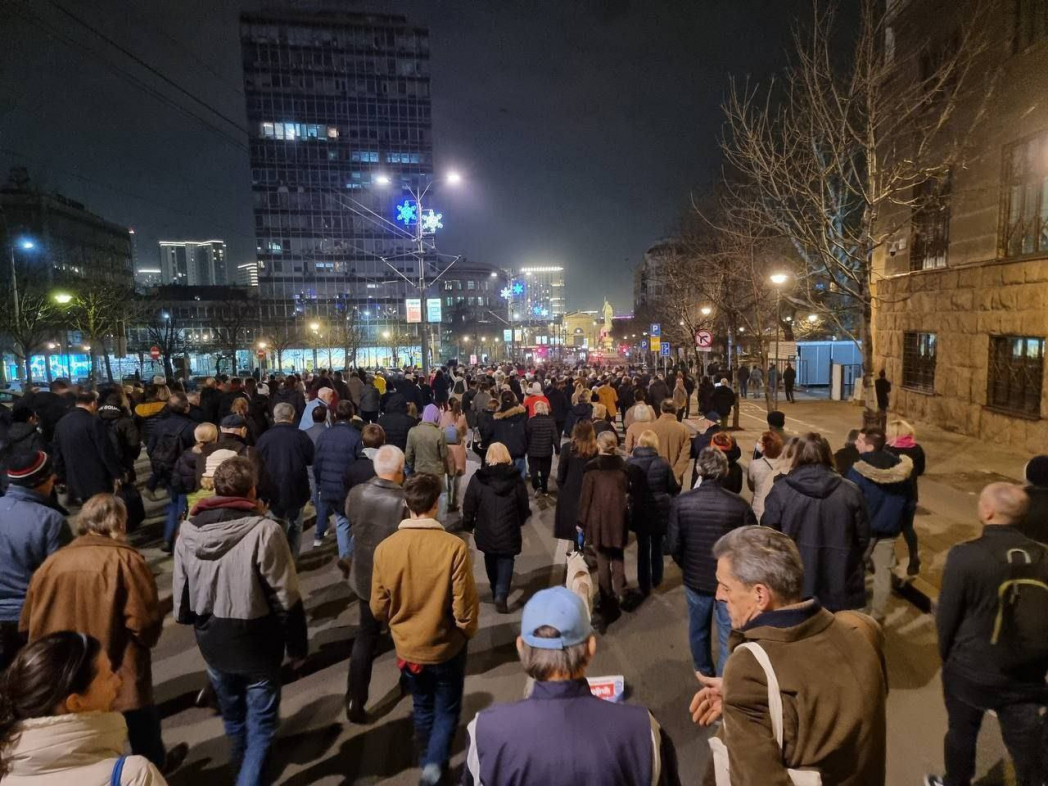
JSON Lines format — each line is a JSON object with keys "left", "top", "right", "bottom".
{"left": 256, "top": 349, "right": 266, "bottom": 359}
{"left": 469, "top": 354, "right": 478, "bottom": 365}
{"left": 695, "top": 330, "right": 713, "bottom": 350}
{"left": 587, "top": 675, "right": 626, "bottom": 703}
{"left": 149, "top": 345, "right": 161, "bottom": 361}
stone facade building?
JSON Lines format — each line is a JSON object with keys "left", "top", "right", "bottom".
{"left": 873, "top": 0, "right": 1048, "bottom": 450}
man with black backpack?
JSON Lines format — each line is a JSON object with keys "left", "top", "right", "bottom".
{"left": 148, "top": 393, "right": 198, "bottom": 552}
{"left": 925, "top": 482, "right": 1048, "bottom": 786}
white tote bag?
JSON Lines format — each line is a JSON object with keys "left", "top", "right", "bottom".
{"left": 708, "top": 642, "right": 822, "bottom": 786}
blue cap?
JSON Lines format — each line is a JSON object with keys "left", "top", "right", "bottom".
{"left": 520, "top": 587, "right": 591, "bottom": 650}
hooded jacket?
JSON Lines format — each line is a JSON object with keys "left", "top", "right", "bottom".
{"left": 97, "top": 405, "right": 141, "bottom": 472}
{"left": 578, "top": 454, "right": 631, "bottom": 550}
{"left": 173, "top": 497, "right": 307, "bottom": 676}
{"left": 492, "top": 404, "right": 528, "bottom": 459}
{"left": 377, "top": 393, "right": 415, "bottom": 451}
{"left": 405, "top": 420, "right": 448, "bottom": 477}
{"left": 562, "top": 402, "right": 593, "bottom": 439}
{"left": 627, "top": 447, "right": 680, "bottom": 537}
{"left": 0, "top": 486, "right": 71, "bottom": 622}
{"left": 462, "top": 464, "right": 531, "bottom": 555}
{"left": 1, "top": 712, "right": 166, "bottom": 786}
{"left": 847, "top": 451, "right": 914, "bottom": 537}
{"left": 762, "top": 464, "right": 870, "bottom": 611}
{"left": 132, "top": 400, "right": 166, "bottom": 448}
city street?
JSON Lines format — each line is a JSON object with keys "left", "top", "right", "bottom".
{"left": 130, "top": 409, "right": 1015, "bottom": 786}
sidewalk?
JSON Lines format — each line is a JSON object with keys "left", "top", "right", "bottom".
{"left": 685, "top": 393, "right": 1030, "bottom": 609}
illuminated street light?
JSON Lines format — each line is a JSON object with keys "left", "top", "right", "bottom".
{"left": 53, "top": 292, "right": 73, "bottom": 305}
{"left": 257, "top": 341, "right": 268, "bottom": 349}
{"left": 375, "top": 174, "right": 391, "bottom": 186}
{"left": 382, "top": 331, "right": 390, "bottom": 339}
{"left": 18, "top": 239, "right": 35, "bottom": 250}
{"left": 700, "top": 306, "right": 712, "bottom": 316}
{"left": 807, "top": 314, "right": 818, "bottom": 323}
{"left": 309, "top": 322, "right": 320, "bottom": 332}
{"left": 769, "top": 272, "right": 789, "bottom": 286}
{"left": 447, "top": 170, "right": 463, "bottom": 185}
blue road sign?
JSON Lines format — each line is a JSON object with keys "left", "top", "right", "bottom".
{"left": 660, "top": 342, "right": 671, "bottom": 357}
{"left": 640, "top": 340, "right": 649, "bottom": 350}
{"left": 650, "top": 323, "right": 661, "bottom": 336}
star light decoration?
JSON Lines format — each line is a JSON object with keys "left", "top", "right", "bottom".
{"left": 395, "top": 201, "right": 418, "bottom": 225}
{"left": 421, "top": 209, "right": 444, "bottom": 233}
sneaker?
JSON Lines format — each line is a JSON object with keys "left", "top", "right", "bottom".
{"left": 923, "top": 776, "right": 944, "bottom": 786}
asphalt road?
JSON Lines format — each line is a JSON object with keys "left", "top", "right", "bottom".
{"left": 132, "top": 412, "right": 1015, "bottom": 785}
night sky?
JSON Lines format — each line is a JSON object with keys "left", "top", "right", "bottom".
{"left": 1, "top": 0, "right": 811, "bottom": 312}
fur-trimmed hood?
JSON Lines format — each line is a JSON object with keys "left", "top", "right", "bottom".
{"left": 494, "top": 404, "right": 526, "bottom": 420}
{"left": 851, "top": 452, "right": 913, "bottom": 485}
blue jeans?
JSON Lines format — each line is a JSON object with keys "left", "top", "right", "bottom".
{"left": 636, "top": 533, "right": 664, "bottom": 595}
{"left": 513, "top": 457, "right": 527, "bottom": 481}
{"left": 271, "top": 505, "right": 302, "bottom": 559}
{"left": 207, "top": 668, "right": 281, "bottom": 786}
{"left": 316, "top": 497, "right": 351, "bottom": 558}
{"left": 164, "top": 488, "right": 186, "bottom": 546}
{"left": 685, "top": 586, "right": 732, "bottom": 677}
{"left": 483, "top": 554, "right": 514, "bottom": 600}
{"left": 401, "top": 646, "right": 467, "bottom": 772}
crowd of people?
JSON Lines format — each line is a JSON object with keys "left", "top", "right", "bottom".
{"left": 0, "top": 361, "right": 1043, "bottom": 785}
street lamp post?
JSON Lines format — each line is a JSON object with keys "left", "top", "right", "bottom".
{"left": 769, "top": 273, "right": 789, "bottom": 406}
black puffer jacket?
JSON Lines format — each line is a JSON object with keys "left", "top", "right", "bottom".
{"left": 171, "top": 446, "right": 200, "bottom": 495}
{"left": 562, "top": 402, "right": 593, "bottom": 438}
{"left": 98, "top": 404, "right": 141, "bottom": 473}
{"left": 626, "top": 447, "right": 680, "bottom": 536}
{"left": 525, "top": 414, "right": 561, "bottom": 458}
{"left": 666, "top": 479, "right": 756, "bottom": 594}
{"left": 887, "top": 442, "right": 926, "bottom": 503}
{"left": 545, "top": 387, "right": 569, "bottom": 424}
{"left": 247, "top": 394, "right": 271, "bottom": 442}
{"left": 492, "top": 405, "right": 528, "bottom": 459}
{"left": 462, "top": 463, "right": 530, "bottom": 555}
{"left": 270, "top": 386, "right": 306, "bottom": 424}
{"left": 761, "top": 463, "right": 870, "bottom": 611}
{"left": 0, "top": 423, "right": 48, "bottom": 494}
{"left": 377, "top": 394, "right": 416, "bottom": 451}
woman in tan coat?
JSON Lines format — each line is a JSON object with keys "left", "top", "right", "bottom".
{"left": 20, "top": 495, "right": 178, "bottom": 772}
{"left": 439, "top": 397, "right": 469, "bottom": 512}
{"left": 0, "top": 632, "right": 168, "bottom": 785}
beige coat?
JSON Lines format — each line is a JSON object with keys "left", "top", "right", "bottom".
{"left": 647, "top": 413, "right": 692, "bottom": 484}
{"left": 2, "top": 712, "right": 166, "bottom": 785}
{"left": 439, "top": 411, "right": 468, "bottom": 476}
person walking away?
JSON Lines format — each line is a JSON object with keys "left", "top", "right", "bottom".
{"left": 378, "top": 392, "right": 416, "bottom": 452}
{"left": 299, "top": 386, "right": 335, "bottom": 431}
{"left": 847, "top": 427, "right": 914, "bottom": 623}
{"left": 314, "top": 400, "right": 364, "bottom": 553}
{"left": 0, "top": 631, "right": 170, "bottom": 785}
{"left": 708, "top": 432, "right": 743, "bottom": 494}
{"left": 923, "top": 482, "right": 1048, "bottom": 786}
{"left": 53, "top": 392, "right": 123, "bottom": 506}
{"left": 98, "top": 393, "right": 141, "bottom": 484}
{"left": 462, "top": 443, "right": 531, "bottom": 614}
{"left": 0, "top": 452, "right": 71, "bottom": 669}
{"left": 577, "top": 431, "right": 631, "bottom": 632}
{"left": 672, "top": 378, "right": 689, "bottom": 422}
{"left": 344, "top": 423, "right": 384, "bottom": 497}
{"left": 886, "top": 418, "right": 925, "bottom": 577}
{"left": 746, "top": 430, "right": 785, "bottom": 521}
{"left": 255, "top": 402, "right": 315, "bottom": 558}
{"left": 347, "top": 370, "right": 365, "bottom": 410}
{"left": 617, "top": 376, "right": 636, "bottom": 429}
{"left": 783, "top": 362, "right": 797, "bottom": 403}
{"left": 370, "top": 473, "right": 479, "bottom": 786}
{"left": 875, "top": 369, "right": 891, "bottom": 416}
{"left": 624, "top": 402, "right": 657, "bottom": 454}
{"left": 648, "top": 375, "right": 670, "bottom": 408}
{"left": 711, "top": 379, "right": 735, "bottom": 429}
{"left": 761, "top": 432, "right": 870, "bottom": 612}
{"left": 627, "top": 431, "right": 680, "bottom": 599}
{"left": 1020, "top": 454, "right": 1048, "bottom": 544}
{"left": 199, "top": 376, "right": 221, "bottom": 424}
{"left": 492, "top": 391, "right": 528, "bottom": 479}
{"left": 522, "top": 382, "right": 549, "bottom": 418}
{"left": 749, "top": 365, "right": 763, "bottom": 399}
{"left": 691, "top": 526, "right": 887, "bottom": 785}
{"left": 0, "top": 410, "right": 48, "bottom": 495}
{"left": 590, "top": 404, "right": 614, "bottom": 438}
{"left": 596, "top": 377, "right": 619, "bottom": 422}
{"left": 649, "top": 400, "right": 692, "bottom": 486}
{"left": 359, "top": 375, "right": 381, "bottom": 424}
{"left": 173, "top": 457, "right": 308, "bottom": 786}
{"left": 343, "top": 445, "right": 407, "bottom": 724}
{"left": 834, "top": 428, "right": 862, "bottom": 477}
{"left": 406, "top": 404, "right": 449, "bottom": 515}
{"left": 666, "top": 449, "right": 756, "bottom": 677}
{"left": 736, "top": 365, "right": 750, "bottom": 399}
{"left": 171, "top": 423, "right": 217, "bottom": 512}
{"left": 462, "top": 587, "right": 681, "bottom": 786}
{"left": 623, "top": 387, "right": 649, "bottom": 431}
{"left": 439, "top": 399, "right": 468, "bottom": 512}
{"left": 21, "top": 494, "right": 185, "bottom": 772}
{"left": 562, "top": 388, "right": 593, "bottom": 438}
{"left": 133, "top": 385, "right": 167, "bottom": 484}
{"left": 525, "top": 401, "right": 559, "bottom": 495}
{"left": 269, "top": 378, "right": 306, "bottom": 425}
{"left": 554, "top": 421, "right": 599, "bottom": 552}
{"left": 148, "top": 393, "right": 197, "bottom": 551}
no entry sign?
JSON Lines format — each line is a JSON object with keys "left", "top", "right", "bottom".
{"left": 695, "top": 330, "right": 713, "bottom": 349}
{"left": 149, "top": 345, "right": 161, "bottom": 361}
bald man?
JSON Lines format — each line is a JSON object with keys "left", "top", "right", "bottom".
{"left": 925, "top": 482, "right": 1047, "bottom": 786}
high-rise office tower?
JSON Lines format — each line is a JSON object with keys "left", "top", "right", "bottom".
{"left": 240, "top": 10, "right": 435, "bottom": 324}
{"left": 158, "top": 240, "right": 228, "bottom": 286}
{"left": 515, "top": 266, "right": 566, "bottom": 319}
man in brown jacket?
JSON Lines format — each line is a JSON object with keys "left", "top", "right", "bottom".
{"left": 649, "top": 399, "right": 692, "bottom": 484}
{"left": 371, "top": 472, "right": 479, "bottom": 786}
{"left": 691, "top": 526, "right": 887, "bottom": 786}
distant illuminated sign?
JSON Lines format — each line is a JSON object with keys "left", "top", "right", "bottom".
{"left": 406, "top": 298, "right": 422, "bottom": 323}
{"left": 426, "top": 298, "right": 442, "bottom": 323}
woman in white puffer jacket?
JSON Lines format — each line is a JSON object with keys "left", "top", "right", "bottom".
{"left": 0, "top": 632, "right": 167, "bottom": 786}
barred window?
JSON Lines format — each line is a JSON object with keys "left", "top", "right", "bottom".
{"left": 1000, "top": 132, "right": 1048, "bottom": 257}
{"left": 902, "top": 332, "right": 937, "bottom": 393}
{"left": 988, "top": 336, "right": 1045, "bottom": 417}
{"left": 910, "top": 175, "right": 951, "bottom": 271}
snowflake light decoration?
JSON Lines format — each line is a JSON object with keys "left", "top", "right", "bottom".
{"left": 421, "top": 209, "right": 444, "bottom": 233}
{"left": 500, "top": 286, "right": 513, "bottom": 300}
{"left": 511, "top": 281, "right": 525, "bottom": 296}
{"left": 396, "top": 201, "right": 417, "bottom": 225}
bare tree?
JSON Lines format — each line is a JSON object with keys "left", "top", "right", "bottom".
{"left": 0, "top": 288, "right": 59, "bottom": 384}
{"left": 721, "top": 0, "right": 994, "bottom": 425}
{"left": 213, "top": 299, "right": 258, "bottom": 376}
{"left": 143, "top": 301, "right": 186, "bottom": 380}
{"left": 266, "top": 324, "right": 300, "bottom": 374}
{"left": 331, "top": 307, "right": 365, "bottom": 370}
{"left": 58, "top": 281, "right": 135, "bottom": 383}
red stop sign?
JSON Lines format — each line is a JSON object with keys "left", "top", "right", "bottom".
{"left": 149, "top": 346, "right": 161, "bottom": 361}
{"left": 256, "top": 349, "right": 266, "bottom": 358}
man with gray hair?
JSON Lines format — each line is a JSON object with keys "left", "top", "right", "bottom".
{"left": 255, "top": 401, "right": 315, "bottom": 557}
{"left": 342, "top": 443, "right": 406, "bottom": 723}
{"left": 691, "top": 525, "right": 887, "bottom": 785}
{"left": 666, "top": 448, "right": 756, "bottom": 678}
{"left": 925, "top": 483, "right": 1047, "bottom": 786}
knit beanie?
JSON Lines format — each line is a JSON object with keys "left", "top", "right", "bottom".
{"left": 203, "top": 448, "right": 240, "bottom": 480}
{"left": 1026, "top": 455, "right": 1048, "bottom": 487}
{"left": 7, "top": 451, "right": 53, "bottom": 487}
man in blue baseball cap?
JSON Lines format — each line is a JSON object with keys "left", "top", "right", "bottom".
{"left": 461, "top": 586, "right": 680, "bottom": 786}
